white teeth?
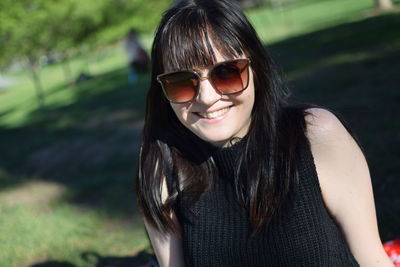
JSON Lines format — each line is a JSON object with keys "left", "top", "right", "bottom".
{"left": 198, "top": 107, "right": 230, "bottom": 119}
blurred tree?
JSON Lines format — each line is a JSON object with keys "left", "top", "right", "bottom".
{"left": 237, "top": 0, "right": 264, "bottom": 9}
{"left": 375, "top": 0, "right": 393, "bottom": 10}
{"left": 0, "top": 0, "right": 171, "bottom": 106}
{"left": 0, "top": 0, "right": 50, "bottom": 107}
{"left": 236, "top": 0, "right": 298, "bottom": 9}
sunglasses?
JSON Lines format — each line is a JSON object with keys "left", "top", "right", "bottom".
{"left": 157, "top": 58, "right": 251, "bottom": 104}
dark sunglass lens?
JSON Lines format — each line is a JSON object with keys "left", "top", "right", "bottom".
{"left": 211, "top": 60, "right": 249, "bottom": 94}
{"left": 160, "top": 72, "right": 198, "bottom": 103}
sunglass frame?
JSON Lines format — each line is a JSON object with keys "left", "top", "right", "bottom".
{"left": 156, "top": 58, "right": 251, "bottom": 104}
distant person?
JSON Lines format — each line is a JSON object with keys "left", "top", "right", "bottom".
{"left": 0, "top": 74, "right": 15, "bottom": 92}
{"left": 123, "top": 28, "right": 150, "bottom": 84}
{"left": 136, "top": 0, "right": 393, "bottom": 266}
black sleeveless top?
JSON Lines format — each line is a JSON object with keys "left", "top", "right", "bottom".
{"left": 169, "top": 139, "right": 360, "bottom": 266}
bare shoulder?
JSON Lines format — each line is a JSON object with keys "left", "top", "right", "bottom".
{"left": 303, "top": 108, "right": 393, "bottom": 266}
{"left": 305, "top": 107, "right": 351, "bottom": 144}
{"left": 304, "top": 107, "right": 366, "bottom": 217}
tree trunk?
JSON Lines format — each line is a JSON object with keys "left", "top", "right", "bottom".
{"left": 237, "top": 0, "right": 264, "bottom": 8}
{"left": 27, "top": 56, "right": 45, "bottom": 108}
{"left": 270, "top": 0, "right": 283, "bottom": 8}
{"left": 61, "top": 57, "right": 73, "bottom": 84}
{"left": 375, "top": 0, "right": 393, "bottom": 10}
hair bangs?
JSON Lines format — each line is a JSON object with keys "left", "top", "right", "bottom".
{"left": 160, "top": 10, "right": 246, "bottom": 72}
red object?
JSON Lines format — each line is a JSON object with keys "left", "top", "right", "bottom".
{"left": 383, "top": 239, "right": 400, "bottom": 266}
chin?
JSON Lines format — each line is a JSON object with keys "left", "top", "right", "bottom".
{"left": 194, "top": 130, "right": 237, "bottom": 147}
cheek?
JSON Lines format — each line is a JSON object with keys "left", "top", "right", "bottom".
{"left": 170, "top": 103, "right": 190, "bottom": 122}
{"left": 244, "top": 96, "right": 255, "bottom": 119}
{"left": 242, "top": 82, "right": 255, "bottom": 111}
{"left": 249, "top": 77, "right": 256, "bottom": 108}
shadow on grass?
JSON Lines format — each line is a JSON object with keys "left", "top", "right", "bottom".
{"left": 0, "top": 106, "right": 17, "bottom": 120}
{"left": 30, "top": 249, "right": 156, "bottom": 267}
{"left": 0, "top": 67, "right": 148, "bottom": 218}
{"left": 80, "top": 250, "right": 156, "bottom": 267}
{"left": 31, "top": 261, "right": 75, "bottom": 267}
{"left": 0, "top": 10, "right": 399, "bottom": 242}
{"left": 269, "top": 12, "right": 400, "bottom": 240}
{"left": 269, "top": 12, "right": 400, "bottom": 71}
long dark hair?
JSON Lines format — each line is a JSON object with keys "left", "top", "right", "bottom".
{"left": 136, "top": 0, "right": 309, "bottom": 234}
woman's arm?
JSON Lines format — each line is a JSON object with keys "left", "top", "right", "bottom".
{"left": 144, "top": 177, "right": 185, "bottom": 267}
{"left": 306, "top": 108, "right": 393, "bottom": 267}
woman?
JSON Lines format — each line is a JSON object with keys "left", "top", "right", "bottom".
{"left": 124, "top": 28, "right": 150, "bottom": 83}
{"left": 136, "top": 0, "right": 393, "bottom": 266}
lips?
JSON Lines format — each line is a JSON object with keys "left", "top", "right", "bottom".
{"left": 195, "top": 106, "right": 231, "bottom": 119}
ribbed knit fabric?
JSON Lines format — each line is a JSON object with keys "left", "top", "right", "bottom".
{"left": 172, "top": 140, "right": 360, "bottom": 267}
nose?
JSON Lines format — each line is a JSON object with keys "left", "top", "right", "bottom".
{"left": 195, "top": 77, "right": 222, "bottom": 106}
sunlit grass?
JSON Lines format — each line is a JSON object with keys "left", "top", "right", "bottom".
{"left": 249, "top": 0, "right": 377, "bottom": 43}
{"left": 0, "top": 200, "right": 147, "bottom": 267}
{"left": 0, "top": 45, "right": 127, "bottom": 127}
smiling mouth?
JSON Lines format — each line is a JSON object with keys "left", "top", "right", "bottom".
{"left": 195, "top": 106, "right": 231, "bottom": 119}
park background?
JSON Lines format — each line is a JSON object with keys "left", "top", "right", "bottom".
{"left": 0, "top": 0, "right": 399, "bottom": 266}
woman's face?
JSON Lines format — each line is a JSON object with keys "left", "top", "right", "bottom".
{"left": 167, "top": 48, "right": 255, "bottom": 147}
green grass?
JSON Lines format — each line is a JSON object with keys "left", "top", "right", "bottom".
{"left": 0, "top": 0, "right": 399, "bottom": 265}
{"left": 248, "top": 0, "right": 376, "bottom": 43}
{"left": 0, "top": 45, "right": 129, "bottom": 127}
{"left": 0, "top": 199, "right": 149, "bottom": 266}
{"left": 0, "top": 45, "right": 150, "bottom": 265}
